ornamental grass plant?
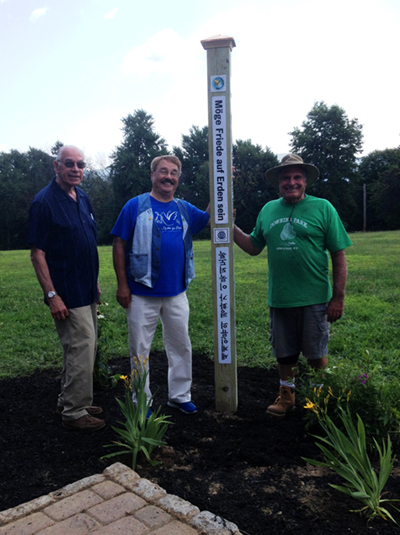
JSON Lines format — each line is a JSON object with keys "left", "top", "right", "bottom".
{"left": 303, "top": 406, "right": 400, "bottom": 523}
{"left": 102, "top": 356, "right": 172, "bottom": 470}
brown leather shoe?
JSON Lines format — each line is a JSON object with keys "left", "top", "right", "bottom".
{"left": 266, "top": 386, "right": 295, "bottom": 417}
{"left": 57, "top": 405, "right": 103, "bottom": 416}
{"left": 62, "top": 414, "right": 105, "bottom": 431}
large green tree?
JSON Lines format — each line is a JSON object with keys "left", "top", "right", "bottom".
{"left": 173, "top": 125, "right": 209, "bottom": 209}
{"left": 289, "top": 102, "right": 363, "bottom": 229}
{"left": 0, "top": 148, "right": 54, "bottom": 250}
{"left": 233, "top": 140, "right": 279, "bottom": 233}
{"left": 373, "top": 163, "right": 400, "bottom": 229}
{"left": 359, "top": 147, "right": 400, "bottom": 230}
{"left": 80, "top": 168, "right": 115, "bottom": 245}
{"left": 109, "top": 109, "right": 167, "bottom": 214}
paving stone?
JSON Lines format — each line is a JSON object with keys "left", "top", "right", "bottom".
{"left": 103, "top": 463, "right": 137, "bottom": 480}
{"left": 88, "top": 492, "right": 146, "bottom": 524}
{"left": 37, "top": 513, "right": 100, "bottom": 535}
{"left": 0, "top": 497, "right": 54, "bottom": 525}
{"left": 191, "top": 511, "right": 241, "bottom": 534}
{"left": 150, "top": 520, "right": 199, "bottom": 535}
{"left": 91, "top": 481, "right": 126, "bottom": 500}
{"left": 50, "top": 475, "right": 105, "bottom": 500}
{"left": 91, "top": 516, "right": 149, "bottom": 535}
{"left": 111, "top": 469, "right": 140, "bottom": 488}
{"left": 0, "top": 512, "right": 54, "bottom": 535}
{"left": 128, "top": 478, "right": 167, "bottom": 502}
{"left": 157, "top": 494, "right": 200, "bottom": 520}
{"left": 43, "top": 490, "right": 103, "bottom": 521}
{"left": 134, "top": 505, "right": 172, "bottom": 529}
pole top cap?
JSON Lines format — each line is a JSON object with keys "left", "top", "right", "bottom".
{"left": 201, "top": 35, "right": 236, "bottom": 50}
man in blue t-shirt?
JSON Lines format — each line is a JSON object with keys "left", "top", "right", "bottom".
{"left": 112, "top": 155, "right": 210, "bottom": 414}
{"left": 28, "top": 145, "right": 104, "bottom": 432}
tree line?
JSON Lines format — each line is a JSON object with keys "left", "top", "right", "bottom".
{"left": 1, "top": 102, "right": 399, "bottom": 250}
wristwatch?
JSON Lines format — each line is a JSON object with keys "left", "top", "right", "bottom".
{"left": 47, "top": 291, "right": 57, "bottom": 299}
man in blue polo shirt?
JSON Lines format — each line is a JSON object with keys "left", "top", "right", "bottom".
{"left": 112, "top": 155, "right": 210, "bottom": 415}
{"left": 28, "top": 145, "right": 104, "bottom": 431}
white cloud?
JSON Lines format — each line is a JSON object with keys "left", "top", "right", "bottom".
{"left": 30, "top": 8, "right": 47, "bottom": 23}
{"left": 121, "top": 28, "right": 193, "bottom": 77}
{"left": 185, "top": 0, "right": 400, "bottom": 155}
{"left": 64, "top": 107, "right": 125, "bottom": 161}
{"left": 104, "top": 7, "right": 118, "bottom": 20}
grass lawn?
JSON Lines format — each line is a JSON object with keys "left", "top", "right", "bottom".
{"left": 0, "top": 230, "right": 399, "bottom": 379}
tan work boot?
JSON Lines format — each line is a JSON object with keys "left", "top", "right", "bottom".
{"left": 266, "top": 386, "right": 295, "bottom": 417}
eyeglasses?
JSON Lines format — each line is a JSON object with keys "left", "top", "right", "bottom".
{"left": 156, "top": 169, "right": 179, "bottom": 178}
{"left": 58, "top": 159, "right": 86, "bottom": 169}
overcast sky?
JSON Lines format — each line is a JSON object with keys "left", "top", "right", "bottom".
{"left": 1, "top": 0, "right": 399, "bottom": 165}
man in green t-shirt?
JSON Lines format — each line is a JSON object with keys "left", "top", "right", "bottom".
{"left": 234, "top": 154, "right": 352, "bottom": 417}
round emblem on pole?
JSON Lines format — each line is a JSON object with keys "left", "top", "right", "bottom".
{"left": 212, "top": 76, "right": 225, "bottom": 91}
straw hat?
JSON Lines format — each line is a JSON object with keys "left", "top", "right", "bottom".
{"left": 265, "top": 154, "right": 319, "bottom": 187}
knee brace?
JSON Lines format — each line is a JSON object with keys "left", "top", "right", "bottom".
{"left": 277, "top": 354, "right": 299, "bottom": 366}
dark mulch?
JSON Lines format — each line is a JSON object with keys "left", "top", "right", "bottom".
{"left": 1, "top": 352, "right": 399, "bottom": 534}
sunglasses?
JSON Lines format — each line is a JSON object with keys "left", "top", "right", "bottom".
{"left": 58, "top": 159, "right": 86, "bottom": 169}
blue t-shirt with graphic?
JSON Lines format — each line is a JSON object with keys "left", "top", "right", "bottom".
{"left": 111, "top": 196, "right": 209, "bottom": 297}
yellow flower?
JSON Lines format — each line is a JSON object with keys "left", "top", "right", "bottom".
{"left": 304, "top": 399, "right": 316, "bottom": 409}
{"left": 120, "top": 375, "right": 128, "bottom": 381}
{"left": 304, "top": 398, "right": 320, "bottom": 415}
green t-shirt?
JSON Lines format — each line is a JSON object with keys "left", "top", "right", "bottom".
{"left": 250, "top": 195, "right": 352, "bottom": 308}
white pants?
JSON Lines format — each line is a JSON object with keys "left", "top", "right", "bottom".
{"left": 126, "top": 292, "right": 192, "bottom": 404}
{"left": 54, "top": 303, "right": 97, "bottom": 420}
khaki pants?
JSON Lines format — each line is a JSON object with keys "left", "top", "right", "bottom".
{"left": 54, "top": 303, "right": 97, "bottom": 421}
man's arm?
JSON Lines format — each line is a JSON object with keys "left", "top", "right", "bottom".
{"left": 233, "top": 225, "right": 262, "bottom": 256}
{"left": 327, "top": 249, "right": 348, "bottom": 323}
{"left": 30, "top": 246, "right": 69, "bottom": 320}
{"left": 112, "top": 236, "right": 131, "bottom": 309}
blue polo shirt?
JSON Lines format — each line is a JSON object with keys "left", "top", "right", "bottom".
{"left": 28, "top": 178, "right": 99, "bottom": 309}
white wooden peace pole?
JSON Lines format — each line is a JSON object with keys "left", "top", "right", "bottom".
{"left": 201, "top": 35, "right": 237, "bottom": 413}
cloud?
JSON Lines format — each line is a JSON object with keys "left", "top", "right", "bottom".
{"left": 64, "top": 107, "right": 124, "bottom": 161}
{"left": 121, "top": 28, "right": 192, "bottom": 77}
{"left": 30, "top": 8, "right": 47, "bottom": 23}
{"left": 104, "top": 7, "right": 118, "bottom": 20}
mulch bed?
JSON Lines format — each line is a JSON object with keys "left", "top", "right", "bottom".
{"left": 1, "top": 352, "right": 399, "bottom": 534}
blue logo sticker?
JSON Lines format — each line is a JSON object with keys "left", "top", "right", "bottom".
{"left": 212, "top": 77, "right": 225, "bottom": 91}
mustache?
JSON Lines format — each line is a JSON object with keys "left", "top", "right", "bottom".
{"left": 161, "top": 179, "right": 175, "bottom": 185}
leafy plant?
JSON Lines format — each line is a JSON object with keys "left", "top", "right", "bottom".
{"left": 102, "top": 358, "right": 172, "bottom": 470}
{"left": 303, "top": 406, "right": 399, "bottom": 523}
